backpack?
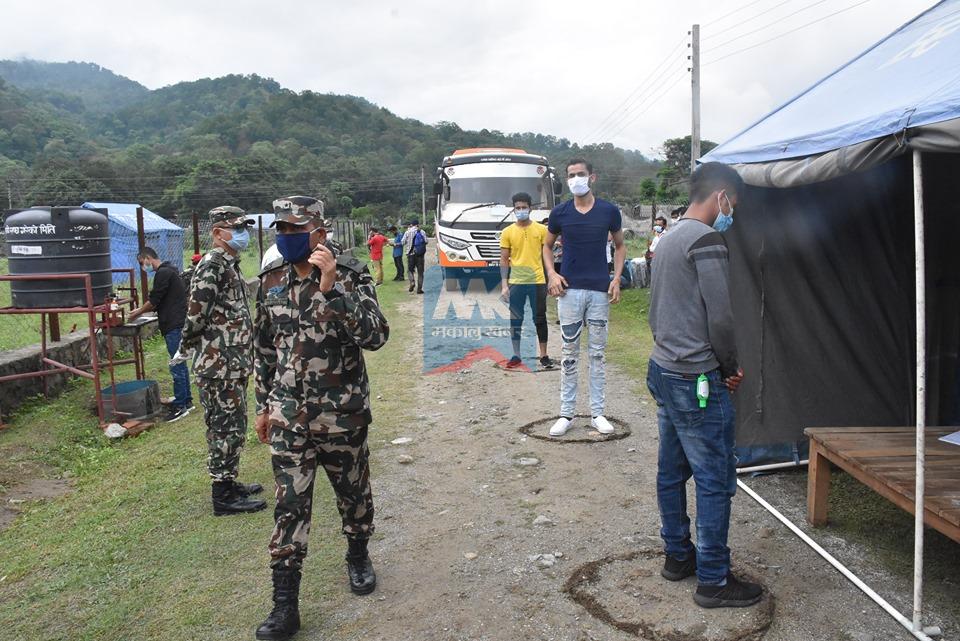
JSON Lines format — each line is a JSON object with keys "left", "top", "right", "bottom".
{"left": 412, "top": 230, "right": 427, "bottom": 255}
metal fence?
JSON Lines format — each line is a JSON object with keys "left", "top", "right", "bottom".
{"left": 175, "top": 214, "right": 372, "bottom": 275}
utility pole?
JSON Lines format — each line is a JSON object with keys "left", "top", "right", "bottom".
{"left": 690, "top": 24, "right": 701, "bottom": 175}
{"left": 7, "top": 182, "right": 11, "bottom": 209}
{"left": 420, "top": 165, "right": 427, "bottom": 227}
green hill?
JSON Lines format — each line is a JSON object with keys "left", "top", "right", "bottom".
{"left": 0, "top": 59, "right": 659, "bottom": 219}
{"left": 0, "top": 60, "right": 148, "bottom": 113}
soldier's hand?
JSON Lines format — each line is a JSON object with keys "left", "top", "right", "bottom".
{"left": 255, "top": 411, "right": 271, "bottom": 444}
{"left": 308, "top": 243, "right": 338, "bottom": 291}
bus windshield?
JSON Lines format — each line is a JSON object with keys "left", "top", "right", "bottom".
{"left": 446, "top": 176, "right": 550, "bottom": 209}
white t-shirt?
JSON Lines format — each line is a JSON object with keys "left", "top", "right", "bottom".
{"left": 650, "top": 233, "right": 664, "bottom": 253}
{"left": 261, "top": 244, "right": 281, "bottom": 270}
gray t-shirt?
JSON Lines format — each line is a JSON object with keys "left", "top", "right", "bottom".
{"left": 648, "top": 218, "right": 738, "bottom": 378}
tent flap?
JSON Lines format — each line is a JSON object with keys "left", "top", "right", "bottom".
{"left": 731, "top": 117, "right": 960, "bottom": 187}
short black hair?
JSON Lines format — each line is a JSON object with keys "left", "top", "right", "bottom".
{"left": 511, "top": 192, "right": 532, "bottom": 207}
{"left": 371, "top": 227, "right": 379, "bottom": 232}
{"left": 566, "top": 158, "right": 593, "bottom": 174}
{"left": 389, "top": 226, "right": 398, "bottom": 232}
{"left": 688, "top": 162, "right": 743, "bottom": 204}
{"left": 655, "top": 216, "right": 667, "bottom": 226}
{"left": 137, "top": 247, "right": 158, "bottom": 260}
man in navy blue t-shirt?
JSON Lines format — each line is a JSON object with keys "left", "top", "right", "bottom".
{"left": 543, "top": 158, "right": 625, "bottom": 437}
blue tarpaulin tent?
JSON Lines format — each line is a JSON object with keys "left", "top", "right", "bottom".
{"left": 702, "top": 6, "right": 960, "bottom": 636}
{"left": 81, "top": 202, "right": 184, "bottom": 285}
{"left": 697, "top": 0, "right": 960, "bottom": 468}
{"left": 706, "top": 0, "right": 960, "bottom": 183}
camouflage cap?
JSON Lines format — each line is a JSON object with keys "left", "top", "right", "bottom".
{"left": 271, "top": 195, "right": 325, "bottom": 227}
{"left": 209, "top": 205, "right": 253, "bottom": 226}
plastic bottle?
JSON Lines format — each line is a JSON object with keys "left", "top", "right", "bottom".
{"left": 696, "top": 374, "right": 709, "bottom": 408}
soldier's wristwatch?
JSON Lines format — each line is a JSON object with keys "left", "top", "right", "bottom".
{"left": 322, "top": 282, "right": 345, "bottom": 301}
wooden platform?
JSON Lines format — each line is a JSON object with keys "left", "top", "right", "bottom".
{"left": 805, "top": 427, "right": 960, "bottom": 543}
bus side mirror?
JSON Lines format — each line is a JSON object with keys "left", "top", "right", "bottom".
{"left": 433, "top": 181, "right": 443, "bottom": 196}
{"left": 553, "top": 178, "right": 563, "bottom": 196}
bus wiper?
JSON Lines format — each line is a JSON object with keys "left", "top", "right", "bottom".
{"left": 496, "top": 202, "right": 543, "bottom": 229}
{"left": 450, "top": 202, "right": 499, "bottom": 227}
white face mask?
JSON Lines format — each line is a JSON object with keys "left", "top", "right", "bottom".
{"left": 568, "top": 175, "right": 591, "bottom": 197}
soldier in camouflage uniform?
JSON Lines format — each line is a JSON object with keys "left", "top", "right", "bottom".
{"left": 253, "top": 195, "right": 389, "bottom": 641}
{"left": 178, "top": 206, "right": 267, "bottom": 516}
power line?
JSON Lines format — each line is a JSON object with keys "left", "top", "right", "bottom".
{"left": 703, "top": 0, "right": 796, "bottom": 41}
{"left": 705, "top": 0, "right": 832, "bottom": 52}
{"left": 704, "top": 0, "right": 773, "bottom": 26}
{"left": 583, "top": 36, "right": 687, "bottom": 143}
{"left": 605, "top": 70, "right": 690, "bottom": 143}
{"left": 704, "top": 0, "right": 874, "bottom": 66}
{"left": 593, "top": 58, "right": 690, "bottom": 142}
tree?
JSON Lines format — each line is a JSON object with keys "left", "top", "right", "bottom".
{"left": 638, "top": 178, "right": 657, "bottom": 204}
{"left": 660, "top": 135, "right": 718, "bottom": 178}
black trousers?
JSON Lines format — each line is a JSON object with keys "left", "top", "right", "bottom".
{"left": 393, "top": 255, "right": 404, "bottom": 280}
{"left": 407, "top": 254, "right": 425, "bottom": 291}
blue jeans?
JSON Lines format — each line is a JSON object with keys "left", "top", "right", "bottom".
{"left": 646, "top": 359, "right": 737, "bottom": 585}
{"left": 508, "top": 283, "right": 548, "bottom": 356}
{"left": 558, "top": 289, "right": 609, "bottom": 417}
{"left": 164, "top": 327, "right": 192, "bottom": 409}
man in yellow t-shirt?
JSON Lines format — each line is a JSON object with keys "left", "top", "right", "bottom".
{"left": 499, "top": 192, "right": 554, "bottom": 369}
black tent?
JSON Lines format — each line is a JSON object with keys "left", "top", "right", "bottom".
{"left": 702, "top": 0, "right": 960, "bottom": 467}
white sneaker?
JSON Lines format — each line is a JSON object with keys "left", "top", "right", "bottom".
{"left": 591, "top": 416, "right": 615, "bottom": 434}
{"left": 549, "top": 417, "right": 572, "bottom": 437}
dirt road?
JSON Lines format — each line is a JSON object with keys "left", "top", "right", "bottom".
{"left": 310, "top": 252, "right": 931, "bottom": 641}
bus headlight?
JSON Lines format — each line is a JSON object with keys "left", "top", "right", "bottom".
{"left": 439, "top": 233, "right": 470, "bottom": 251}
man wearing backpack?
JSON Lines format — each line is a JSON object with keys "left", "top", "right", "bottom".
{"left": 402, "top": 220, "right": 426, "bottom": 294}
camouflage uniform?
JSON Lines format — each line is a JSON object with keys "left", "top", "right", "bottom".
{"left": 180, "top": 240, "right": 254, "bottom": 482}
{"left": 255, "top": 240, "right": 389, "bottom": 570}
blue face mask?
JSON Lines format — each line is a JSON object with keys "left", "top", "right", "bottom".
{"left": 515, "top": 208, "right": 530, "bottom": 221}
{"left": 226, "top": 228, "right": 250, "bottom": 252}
{"left": 276, "top": 232, "right": 312, "bottom": 263}
{"left": 141, "top": 262, "right": 154, "bottom": 274}
{"left": 713, "top": 193, "right": 735, "bottom": 233}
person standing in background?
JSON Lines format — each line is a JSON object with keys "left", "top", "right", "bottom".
{"left": 389, "top": 225, "right": 404, "bottom": 281}
{"left": 543, "top": 158, "right": 625, "bottom": 438}
{"left": 366, "top": 227, "right": 388, "bottom": 286}
{"left": 177, "top": 205, "right": 267, "bottom": 516}
{"left": 499, "top": 192, "right": 554, "bottom": 369}
{"left": 402, "top": 220, "right": 426, "bottom": 294}
{"left": 131, "top": 246, "right": 192, "bottom": 423}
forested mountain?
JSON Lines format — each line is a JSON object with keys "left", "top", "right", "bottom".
{"left": 0, "top": 60, "right": 148, "bottom": 113}
{"left": 0, "top": 60, "right": 662, "bottom": 221}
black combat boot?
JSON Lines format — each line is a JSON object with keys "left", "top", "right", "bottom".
{"left": 231, "top": 480, "right": 265, "bottom": 496}
{"left": 212, "top": 480, "right": 267, "bottom": 516}
{"left": 255, "top": 567, "right": 301, "bottom": 640}
{"left": 345, "top": 538, "right": 377, "bottom": 595}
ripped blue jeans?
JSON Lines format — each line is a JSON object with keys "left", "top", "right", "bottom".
{"left": 557, "top": 288, "right": 609, "bottom": 418}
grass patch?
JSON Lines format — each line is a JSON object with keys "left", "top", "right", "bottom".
{"left": 0, "top": 258, "right": 417, "bottom": 640}
{"left": 607, "top": 286, "right": 653, "bottom": 390}
{"left": 0, "top": 258, "right": 102, "bottom": 351}
{"left": 825, "top": 471, "right": 960, "bottom": 601}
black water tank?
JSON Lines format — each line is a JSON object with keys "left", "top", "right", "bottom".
{"left": 3, "top": 206, "right": 112, "bottom": 308}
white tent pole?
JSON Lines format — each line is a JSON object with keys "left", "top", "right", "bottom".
{"left": 912, "top": 148, "right": 926, "bottom": 633}
{"left": 738, "top": 480, "right": 936, "bottom": 641}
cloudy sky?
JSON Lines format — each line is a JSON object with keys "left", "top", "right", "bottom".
{"left": 0, "top": 0, "right": 937, "bottom": 156}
